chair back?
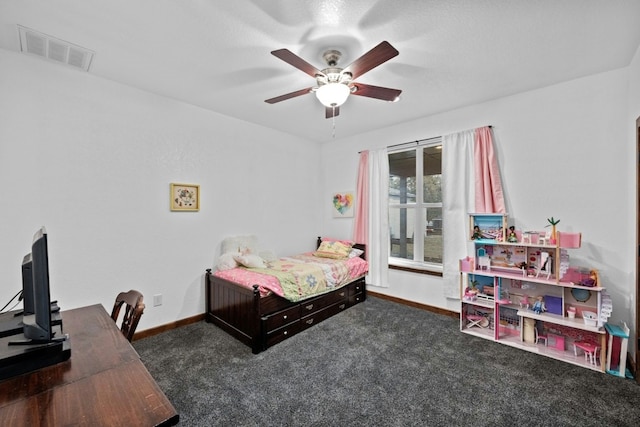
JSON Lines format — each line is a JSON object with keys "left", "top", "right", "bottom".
{"left": 111, "top": 290, "right": 145, "bottom": 342}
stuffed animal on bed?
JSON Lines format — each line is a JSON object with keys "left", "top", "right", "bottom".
{"left": 216, "top": 235, "right": 274, "bottom": 270}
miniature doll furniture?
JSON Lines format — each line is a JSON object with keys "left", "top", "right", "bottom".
{"left": 534, "top": 327, "right": 548, "bottom": 346}
{"left": 467, "top": 314, "right": 489, "bottom": 328}
{"left": 547, "top": 333, "right": 565, "bottom": 351}
{"left": 538, "top": 231, "right": 550, "bottom": 245}
{"left": 477, "top": 248, "right": 490, "bottom": 271}
{"left": 604, "top": 322, "right": 630, "bottom": 378}
{"left": 522, "top": 231, "right": 537, "bottom": 244}
{"left": 523, "top": 318, "right": 535, "bottom": 343}
{"left": 573, "top": 341, "right": 600, "bottom": 366}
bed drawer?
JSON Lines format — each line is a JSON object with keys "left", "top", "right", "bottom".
{"left": 349, "top": 292, "right": 364, "bottom": 305}
{"left": 348, "top": 279, "right": 365, "bottom": 305}
{"left": 263, "top": 305, "right": 300, "bottom": 331}
{"left": 265, "top": 320, "right": 302, "bottom": 348}
{"left": 299, "top": 301, "right": 348, "bottom": 332}
{"left": 349, "top": 281, "right": 364, "bottom": 296}
{"left": 300, "top": 289, "right": 348, "bottom": 315}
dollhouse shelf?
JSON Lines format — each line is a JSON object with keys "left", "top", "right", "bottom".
{"left": 462, "top": 298, "right": 494, "bottom": 310}
{"left": 516, "top": 310, "right": 604, "bottom": 334}
{"left": 497, "top": 335, "right": 605, "bottom": 372}
{"left": 469, "top": 268, "right": 604, "bottom": 291}
{"left": 460, "top": 213, "right": 607, "bottom": 373}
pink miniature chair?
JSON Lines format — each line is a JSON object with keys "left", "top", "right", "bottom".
{"left": 534, "top": 328, "right": 548, "bottom": 346}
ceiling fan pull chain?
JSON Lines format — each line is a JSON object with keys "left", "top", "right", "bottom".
{"left": 332, "top": 106, "right": 336, "bottom": 138}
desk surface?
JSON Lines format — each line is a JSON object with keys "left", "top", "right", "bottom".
{"left": 0, "top": 304, "right": 179, "bottom": 426}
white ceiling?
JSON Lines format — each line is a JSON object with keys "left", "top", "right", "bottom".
{"left": 2, "top": 0, "right": 640, "bottom": 143}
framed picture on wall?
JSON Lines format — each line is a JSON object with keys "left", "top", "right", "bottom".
{"left": 170, "top": 183, "right": 200, "bottom": 211}
{"left": 332, "top": 191, "right": 354, "bottom": 218}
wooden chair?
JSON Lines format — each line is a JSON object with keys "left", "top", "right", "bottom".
{"left": 111, "top": 290, "right": 145, "bottom": 342}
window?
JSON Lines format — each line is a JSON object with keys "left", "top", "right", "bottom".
{"left": 388, "top": 138, "right": 442, "bottom": 272}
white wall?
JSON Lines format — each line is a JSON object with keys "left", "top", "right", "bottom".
{"left": 321, "top": 66, "right": 636, "bottom": 335}
{"left": 0, "top": 50, "right": 322, "bottom": 331}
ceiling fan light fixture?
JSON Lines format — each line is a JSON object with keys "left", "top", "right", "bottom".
{"left": 315, "top": 83, "right": 350, "bottom": 107}
{"left": 266, "top": 41, "right": 401, "bottom": 119}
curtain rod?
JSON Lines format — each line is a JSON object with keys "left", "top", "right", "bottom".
{"left": 387, "top": 125, "right": 492, "bottom": 150}
{"left": 358, "top": 125, "right": 492, "bottom": 153}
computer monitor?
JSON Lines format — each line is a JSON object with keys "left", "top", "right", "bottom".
{"left": 20, "top": 227, "right": 53, "bottom": 343}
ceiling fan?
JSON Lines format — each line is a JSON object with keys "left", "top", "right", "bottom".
{"left": 265, "top": 41, "right": 402, "bottom": 119}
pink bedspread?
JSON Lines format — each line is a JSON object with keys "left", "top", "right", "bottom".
{"left": 213, "top": 253, "right": 368, "bottom": 301}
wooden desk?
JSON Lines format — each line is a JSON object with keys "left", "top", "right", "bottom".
{"left": 0, "top": 304, "right": 179, "bottom": 426}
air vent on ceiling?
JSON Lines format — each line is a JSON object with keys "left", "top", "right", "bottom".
{"left": 18, "top": 25, "right": 94, "bottom": 72}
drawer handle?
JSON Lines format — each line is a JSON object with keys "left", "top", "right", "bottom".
{"left": 339, "top": 304, "right": 346, "bottom": 309}
{"left": 283, "top": 315, "right": 287, "bottom": 320}
{"left": 305, "top": 304, "right": 314, "bottom": 311}
{"left": 339, "top": 292, "right": 345, "bottom": 297}
{"left": 284, "top": 331, "right": 288, "bottom": 335}
{"left": 306, "top": 318, "right": 314, "bottom": 325}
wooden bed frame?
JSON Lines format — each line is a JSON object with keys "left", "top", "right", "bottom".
{"left": 205, "top": 237, "right": 367, "bottom": 353}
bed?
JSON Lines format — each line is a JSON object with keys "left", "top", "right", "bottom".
{"left": 205, "top": 237, "right": 368, "bottom": 353}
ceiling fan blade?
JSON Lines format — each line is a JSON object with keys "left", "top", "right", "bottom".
{"left": 325, "top": 106, "right": 340, "bottom": 119}
{"left": 351, "top": 83, "right": 402, "bottom": 102}
{"left": 271, "top": 49, "right": 324, "bottom": 78}
{"left": 265, "top": 87, "right": 314, "bottom": 104}
{"left": 342, "top": 41, "right": 399, "bottom": 80}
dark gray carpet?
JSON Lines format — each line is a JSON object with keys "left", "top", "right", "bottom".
{"left": 134, "top": 296, "right": 640, "bottom": 426}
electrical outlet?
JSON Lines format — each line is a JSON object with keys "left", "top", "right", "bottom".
{"left": 153, "top": 294, "right": 162, "bottom": 307}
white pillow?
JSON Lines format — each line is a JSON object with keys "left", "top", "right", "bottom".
{"left": 349, "top": 248, "right": 364, "bottom": 258}
{"left": 217, "top": 252, "right": 239, "bottom": 271}
{"left": 233, "top": 253, "right": 266, "bottom": 268}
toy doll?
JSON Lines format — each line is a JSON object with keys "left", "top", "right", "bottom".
{"left": 471, "top": 226, "right": 484, "bottom": 240}
{"left": 531, "top": 296, "right": 546, "bottom": 314}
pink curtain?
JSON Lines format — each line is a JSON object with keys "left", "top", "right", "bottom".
{"left": 474, "top": 127, "right": 505, "bottom": 213}
{"left": 353, "top": 151, "right": 369, "bottom": 250}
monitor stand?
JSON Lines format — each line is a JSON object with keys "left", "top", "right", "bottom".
{"left": 8, "top": 331, "right": 68, "bottom": 346}
{"left": 0, "top": 302, "right": 63, "bottom": 338}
